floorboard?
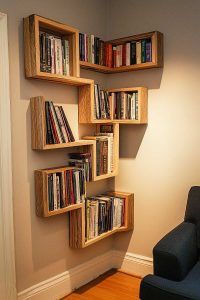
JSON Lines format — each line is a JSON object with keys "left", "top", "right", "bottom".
{"left": 62, "top": 270, "right": 141, "bottom": 300}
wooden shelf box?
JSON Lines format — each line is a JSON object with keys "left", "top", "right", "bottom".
{"left": 30, "top": 96, "right": 95, "bottom": 150}
{"left": 69, "top": 191, "right": 134, "bottom": 248}
{"left": 79, "top": 86, "right": 148, "bottom": 124}
{"left": 35, "top": 166, "right": 85, "bottom": 217}
{"left": 24, "top": 14, "right": 94, "bottom": 86}
{"left": 83, "top": 123, "right": 119, "bottom": 181}
{"left": 80, "top": 31, "right": 163, "bottom": 74}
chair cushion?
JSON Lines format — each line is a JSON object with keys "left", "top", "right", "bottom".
{"left": 140, "top": 260, "right": 200, "bottom": 300}
{"left": 185, "top": 186, "right": 200, "bottom": 248}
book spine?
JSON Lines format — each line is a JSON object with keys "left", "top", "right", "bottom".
{"left": 40, "top": 32, "right": 46, "bottom": 72}
{"left": 122, "top": 44, "right": 126, "bottom": 66}
{"left": 53, "top": 173, "right": 57, "bottom": 210}
{"left": 54, "top": 106, "right": 69, "bottom": 143}
{"left": 146, "top": 39, "right": 152, "bottom": 62}
{"left": 126, "top": 42, "right": 130, "bottom": 66}
{"left": 55, "top": 38, "right": 63, "bottom": 75}
{"left": 45, "top": 101, "right": 54, "bottom": 144}
{"left": 130, "top": 41, "right": 136, "bottom": 64}
{"left": 48, "top": 174, "right": 54, "bottom": 211}
{"left": 56, "top": 174, "right": 61, "bottom": 209}
{"left": 136, "top": 41, "right": 142, "bottom": 64}
{"left": 135, "top": 92, "right": 139, "bottom": 120}
{"left": 59, "top": 106, "right": 75, "bottom": 142}
{"left": 141, "top": 39, "right": 146, "bottom": 63}
{"left": 91, "top": 35, "right": 95, "bottom": 64}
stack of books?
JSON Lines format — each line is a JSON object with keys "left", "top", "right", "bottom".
{"left": 96, "top": 133, "right": 114, "bottom": 176}
{"left": 68, "top": 153, "right": 92, "bottom": 181}
{"left": 85, "top": 195, "right": 125, "bottom": 240}
{"left": 79, "top": 32, "right": 152, "bottom": 67}
{"left": 47, "top": 169, "right": 85, "bottom": 211}
{"left": 110, "top": 91, "right": 139, "bottom": 120}
{"left": 94, "top": 84, "right": 110, "bottom": 119}
{"left": 40, "top": 31, "right": 70, "bottom": 75}
{"left": 45, "top": 101, "right": 75, "bottom": 144}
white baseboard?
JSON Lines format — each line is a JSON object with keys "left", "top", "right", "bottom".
{"left": 18, "top": 250, "right": 153, "bottom": 300}
{"left": 114, "top": 250, "right": 153, "bottom": 277}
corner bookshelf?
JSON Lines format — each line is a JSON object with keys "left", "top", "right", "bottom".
{"left": 22, "top": 13, "right": 161, "bottom": 248}
{"left": 79, "top": 86, "right": 148, "bottom": 124}
{"left": 80, "top": 31, "right": 163, "bottom": 74}
{"left": 69, "top": 191, "right": 134, "bottom": 248}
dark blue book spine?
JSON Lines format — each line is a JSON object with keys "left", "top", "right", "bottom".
{"left": 130, "top": 41, "right": 136, "bottom": 64}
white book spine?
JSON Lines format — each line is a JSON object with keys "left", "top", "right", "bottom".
{"left": 65, "top": 40, "right": 70, "bottom": 76}
{"left": 91, "top": 35, "right": 95, "bottom": 64}
{"left": 126, "top": 43, "right": 130, "bottom": 66}
{"left": 49, "top": 36, "right": 55, "bottom": 74}
{"left": 55, "top": 38, "right": 63, "bottom": 75}
{"left": 136, "top": 41, "right": 142, "bottom": 64}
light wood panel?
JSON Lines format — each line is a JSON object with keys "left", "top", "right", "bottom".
{"left": 62, "top": 270, "right": 141, "bottom": 300}
{"left": 80, "top": 31, "right": 163, "bottom": 74}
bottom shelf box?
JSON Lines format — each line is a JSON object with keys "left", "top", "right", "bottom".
{"left": 69, "top": 191, "right": 134, "bottom": 248}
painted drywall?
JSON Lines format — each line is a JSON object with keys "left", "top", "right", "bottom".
{"left": 107, "top": 0, "right": 200, "bottom": 257}
{"left": 0, "top": 0, "right": 114, "bottom": 293}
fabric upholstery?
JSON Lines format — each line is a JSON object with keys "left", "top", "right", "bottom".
{"left": 140, "top": 261, "right": 200, "bottom": 300}
{"left": 153, "top": 222, "right": 198, "bottom": 281}
{"left": 185, "top": 186, "right": 200, "bottom": 248}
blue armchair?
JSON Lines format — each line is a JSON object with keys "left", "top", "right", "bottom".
{"left": 140, "top": 186, "right": 200, "bottom": 300}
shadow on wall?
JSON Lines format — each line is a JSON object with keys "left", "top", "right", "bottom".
{"left": 119, "top": 124, "right": 147, "bottom": 158}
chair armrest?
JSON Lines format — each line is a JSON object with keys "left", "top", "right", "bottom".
{"left": 153, "top": 222, "right": 198, "bottom": 281}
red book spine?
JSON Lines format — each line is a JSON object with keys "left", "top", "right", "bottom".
{"left": 108, "top": 44, "right": 113, "bottom": 68}
{"left": 122, "top": 44, "right": 126, "bottom": 66}
{"left": 105, "top": 44, "right": 109, "bottom": 66}
{"left": 113, "top": 46, "right": 116, "bottom": 68}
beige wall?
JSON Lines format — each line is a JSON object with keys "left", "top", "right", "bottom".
{"left": 0, "top": 0, "right": 114, "bottom": 293}
{"left": 107, "top": 0, "right": 200, "bottom": 257}
{"left": 2, "top": 0, "right": 200, "bottom": 294}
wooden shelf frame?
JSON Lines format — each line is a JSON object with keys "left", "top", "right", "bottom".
{"left": 30, "top": 95, "right": 96, "bottom": 150}
{"left": 35, "top": 166, "right": 85, "bottom": 217}
{"left": 69, "top": 191, "right": 134, "bottom": 248}
{"left": 80, "top": 31, "right": 163, "bottom": 74}
{"left": 24, "top": 14, "right": 94, "bottom": 86}
{"left": 83, "top": 124, "right": 119, "bottom": 181}
{"left": 79, "top": 86, "right": 148, "bottom": 124}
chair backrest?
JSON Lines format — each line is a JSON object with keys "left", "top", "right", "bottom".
{"left": 185, "top": 186, "right": 200, "bottom": 248}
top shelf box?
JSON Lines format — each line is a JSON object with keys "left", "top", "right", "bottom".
{"left": 24, "top": 14, "right": 92, "bottom": 86}
{"left": 80, "top": 31, "right": 163, "bottom": 74}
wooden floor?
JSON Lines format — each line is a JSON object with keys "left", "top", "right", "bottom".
{"left": 62, "top": 270, "right": 141, "bottom": 300}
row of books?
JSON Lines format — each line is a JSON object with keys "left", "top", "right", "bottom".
{"left": 85, "top": 195, "right": 125, "bottom": 240}
{"left": 40, "top": 31, "right": 70, "bottom": 75}
{"left": 94, "top": 84, "right": 110, "bottom": 119}
{"left": 111, "top": 92, "right": 139, "bottom": 120}
{"left": 79, "top": 33, "right": 152, "bottom": 67}
{"left": 47, "top": 169, "right": 85, "bottom": 211}
{"left": 68, "top": 152, "right": 92, "bottom": 182}
{"left": 45, "top": 101, "right": 75, "bottom": 144}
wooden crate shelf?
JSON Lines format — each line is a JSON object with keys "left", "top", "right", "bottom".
{"left": 35, "top": 166, "right": 85, "bottom": 217}
{"left": 79, "top": 86, "right": 148, "bottom": 124}
{"left": 24, "top": 14, "right": 93, "bottom": 87}
{"left": 69, "top": 191, "right": 134, "bottom": 248}
{"left": 80, "top": 31, "right": 163, "bottom": 74}
{"left": 30, "top": 96, "right": 95, "bottom": 150}
{"left": 83, "top": 123, "right": 119, "bottom": 181}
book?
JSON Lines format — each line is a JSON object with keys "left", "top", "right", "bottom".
{"left": 111, "top": 91, "right": 139, "bottom": 120}
{"left": 85, "top": 195, "right": 125, "bottom": 240}
{"left": 45, "top": 101, "right": 75, "bottom": 144}
{"left": 39, "top": 31, "right": 70, "bottom": 76}
{"left": 94, "top": 84, "right": 110, "bottom": 120}
{"left": 136, "top": 41, "right": 142, "bottom": 64}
